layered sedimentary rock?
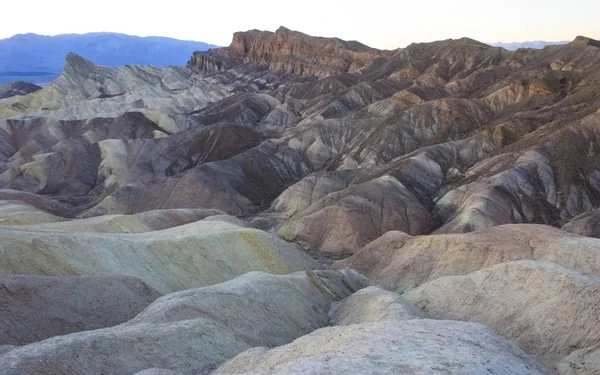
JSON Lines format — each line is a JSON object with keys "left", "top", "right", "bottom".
{"left": 558, "top": 345, "right": 600, "bottom": 374}
{"left": 335, "top": 224, "right": 600, "bottom": 291}
{"left": 1, "top": 27, "right": 600, "bottom": 375}
{"left": 2, "top": 32, "right": 600, "bottom": 243}
{"left": 404, "top": 261, "right": 600, "bottom": 368}
{"left": 277, "top": 175, "right": 436, "bottom": 254}
{"left": 0, "top": 218, "right": 319, "bottom": 294}
{"left": 214, "top": 320, "right": 549, "bottom": 375}
{"left": 329, "top": 286, "right": 424, "bottom": 325}
{"left": 0, "top": 271, "right": 370, "bottom": 374}
{"left": 214, "top": 286, "right": 548, "bottom": 375}
{"left": 0, "top": 275, "right": 160, "bottom": 345}
{"left": 562, "top": 208, "right": 600, "bottom": 238}
{"left": 0, "top": 200, "right": 223, "bottom": 230}
{"left": 189, "top": 26, "right": 391, "bottom": 77}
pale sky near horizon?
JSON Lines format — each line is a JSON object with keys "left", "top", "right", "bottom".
{"left": 2, "top": 0, "right": 599, "bottom": 49}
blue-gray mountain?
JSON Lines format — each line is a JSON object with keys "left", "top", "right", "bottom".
{"left": 0, "top": 32, "right": 218, "bottom": 84}
{"left": 490, "top": 40, "right": 569, "bottom": 50}
{"left": 0, "top": 81, "right": 41, "bottom": 99}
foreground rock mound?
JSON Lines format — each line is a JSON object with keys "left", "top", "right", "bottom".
{"left": 215, "top": 286, "right": 548, "bottom": 375}
{"left": 557, "top": 345, "right": 600, "bottom": 374}
{"left": 562, "top": 208, "right": 600, "bottom": 238}
{"left": 215, "top": 320, "right": 549, "bottom": 375}
{"left": 329, "top": 286, "right": 424, "bottom": 325}
{"left": 0, "top": 218, "right": 318, "bottom": 294}
{"left": 0, "top": 275, "right": 159, "bottom": 345}
{"left": 404, "top": 260, "right": 600, "bottom": 368}
{"left": 336, "top": 224, "right": 600, "bottom": 291}
{"left": 0, "top": 270, "right": 370, "bottom": 374}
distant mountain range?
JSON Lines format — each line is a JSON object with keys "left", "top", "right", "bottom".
{"left": 489, "top": 40, "right": 569, "bottom": 50}
{"left": 0, "top": 32, "right": 218, "bottom": 84}
{"left": 0, "top": 33, "right": 576, "bottom": 86}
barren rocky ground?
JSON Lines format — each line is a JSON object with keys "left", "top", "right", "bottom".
{"left": 1, "top": 26, "right": 600, "bottom": 374}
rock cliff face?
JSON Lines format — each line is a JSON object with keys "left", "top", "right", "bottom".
{"left": 189, "top": 26, "right": 391, "bottom": 77}
{"left": 2, "top": 28, "right": 600, "bottom": 374}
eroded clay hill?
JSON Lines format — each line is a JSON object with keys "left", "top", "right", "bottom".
{"left": 1, "top": 26, "right": 600, "bottom": 374}
{"left": 1, "top": 28, "right": 600, "bottom": 249}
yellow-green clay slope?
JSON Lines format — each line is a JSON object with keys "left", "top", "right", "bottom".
{"left": 0, "top": 218, "right": 320, "bottom": 294}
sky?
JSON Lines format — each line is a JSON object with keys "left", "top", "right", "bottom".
{"left": 2, "top": 0, "right": 599, "bottom": 49}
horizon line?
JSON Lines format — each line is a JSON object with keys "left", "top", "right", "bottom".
{"left": 0, "top": 30, "right": 591, "bottom": 50}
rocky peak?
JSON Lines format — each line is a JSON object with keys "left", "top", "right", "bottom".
{"left": 230, "top": 26, "right": 375, "bottom": 55}
{"left": 64, "top": 52, "right": 97, "bottom": 79}
{"left": 189, "top": 26, "right": 391, "bottom": 77}
{"left": 187, "top": 48, "right": 238, "bottom": 76}
{"left": 571, "top": 35, "right": 600, "bottom": 48}
{"left": 65, "top": 52, "right": 95, "bottom": 68}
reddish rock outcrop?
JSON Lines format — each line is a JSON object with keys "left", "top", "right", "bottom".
{"left": 189, "top": 26, "right": 391, "bottom": 77}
